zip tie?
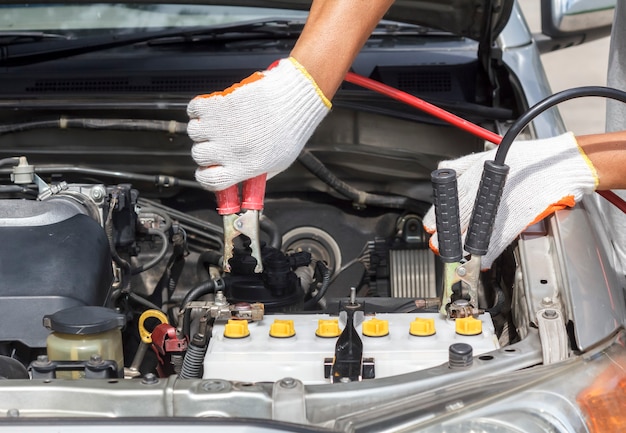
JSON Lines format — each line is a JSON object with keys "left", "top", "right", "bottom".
{"left": 59, "top": 117, "right": 68, "bottom": 129}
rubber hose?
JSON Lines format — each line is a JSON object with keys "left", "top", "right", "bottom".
{"left": 180, "top": 279, "right": 217, "bottom": 309}
{"left": 131, "top": 228, "right": 169, "bottom": 275}
{"left": 297, "top": 151, "right": 429, "bottom": 214}
{"left": 303, "top": 261, "right": 332, "bottom": 310}
{"left": 260, "top": 215, "right": 282, "bottom": 250}
{"left": 178, "top": 333, "right": 208, "bottom": 379}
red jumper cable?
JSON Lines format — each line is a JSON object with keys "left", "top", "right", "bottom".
{"left": 344, "top": 71, "right": 626, "bottom": 214}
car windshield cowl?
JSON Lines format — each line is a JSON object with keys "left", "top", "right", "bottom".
{"left": 0, "top": 18, "right": 315, "bottom": 66}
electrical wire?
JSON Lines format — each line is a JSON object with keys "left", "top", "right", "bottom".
{"left": 496, "top": 86, "right": 626, "bottom": 164}
{"left": 345, "top": 72, "right": 503, "bottom": 145}
{"left": 0, "top": 157, "right": 19, "bottom": 167}
{"left": 0, "top": 118, "right": 187, "bottom": 135}
{"left": 297, "top": 150, "right": 430, "bottom": 214}
{"left": 345, "top": 73, "right": 626, "bottom": 213}
{"left": 130, "top": 228, "right": 169, "bottom": 275}
{"left": 303, "top": 261, "right": 331, "bottom": 310}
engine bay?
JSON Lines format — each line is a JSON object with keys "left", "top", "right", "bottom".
{"left": 0, "top": 101, "right": 518, "bottom": 383}
{"left": 0, "top": 29, "right": 616, "bottom": 402}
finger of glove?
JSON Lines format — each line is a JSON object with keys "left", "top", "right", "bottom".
{"left": 426, "top": 133, "right": 594, "bottom": 269}
{"left": 186, "top": 98, "right": 233, "bottom": 143}
{"left": 424, "top": 148, "right": 496, "bottom": 232}
{"left": 481, "top": 197, "right": 576, "bottom": 269}
{"left": 187, "top": 57, "right": 329, "bottom": 191}
{"left": 424, "top": 154, "right": 491, "bottom": 259}
{"left": 425, "top": 159, "right": 484, "bottom": 236}
{"left": 187, "top": 71, "right": 265, "bottom": 119}
{"left": 190, "top": 140, "right": 223, "bottom": 167}
{"left": 437, "top": 148, "right": 495, "bottom": 174}
{"left": 195, "top": 166, "right": 245, "bottom": 192}
{"left": 481, "top": 169, "right": 588, "bottom": 268}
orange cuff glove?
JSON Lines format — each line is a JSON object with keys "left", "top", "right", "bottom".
{"left": 423, "top": 132, "right": 599, "bottom": 268}
{"left": 187, "top": 57, "right": 331, "bottom": 191}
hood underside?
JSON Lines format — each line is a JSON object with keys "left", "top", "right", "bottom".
{"left": 2, "top": 0, "right": 514, "bottom": 42}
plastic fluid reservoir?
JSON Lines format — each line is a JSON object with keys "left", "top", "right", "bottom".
{"left": 43, "top": 306, "right": 125, "bottom": 379}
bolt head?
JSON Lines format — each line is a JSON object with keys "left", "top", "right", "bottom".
{"left": 279, "top": 377, "right": 297, "bottom": 388}
{"left": 542, "top": 309, "right": 558, "bottom": 319}
{"left": 142, "top": 373, "right": 159, "bottom": 385}
{"left": 202, "top": 380, "right": 228, "bottom": 392}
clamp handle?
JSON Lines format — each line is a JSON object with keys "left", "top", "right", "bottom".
{"left": 465, "top": 160, "right": 509, "bottom": 256}
{"left": 241, "top": 173, "right": 267, "bottom": 210}
{"left": 431, "top": 168, "right": 462, "bottom": 263}
{"left": 215, "top": 184, "right": 241, "bottom": 215}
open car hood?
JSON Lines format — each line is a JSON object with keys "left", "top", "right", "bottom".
{"left": 11, "top": 0, "right": 514, "bottom": 42}
{"left": 178, "top": 0, "right": 515, "bottom": 41}
{"left": 203, "top": 0, "right": 514, "bottom": 41}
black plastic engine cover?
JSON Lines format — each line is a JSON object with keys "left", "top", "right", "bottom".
{"left": 0, "top": 200, "right": 112, "bottom": 348}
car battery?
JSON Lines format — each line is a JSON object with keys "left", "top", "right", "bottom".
{"left": 203, "top": 312, "right": 500, "bottom": 384}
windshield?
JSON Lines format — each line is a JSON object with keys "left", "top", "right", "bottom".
{"left": 0, "top": 3, "right": 309, "bottom": 33}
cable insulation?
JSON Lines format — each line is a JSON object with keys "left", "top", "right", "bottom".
{"left": 344, "top": 73, "right": 626, "bottom": 213}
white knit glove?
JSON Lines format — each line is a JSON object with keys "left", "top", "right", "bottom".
{"left": 423, "top": 132, "right": 599, "bottom": 268}
{"left": 187, "top": 57, "right": 331, "bottom": 191}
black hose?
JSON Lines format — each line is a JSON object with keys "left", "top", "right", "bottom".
{"left": 104, "top": 195, "right": 132, "bottom": 293}
{"left": 303, "top": 261, "right": 331, "bottom": 310}
{"left": 0, "top": 165, "right": 202, "bottom": 190}
{"left": 131, "top": 228, "right": 169, "bottom": 275}
{"left": 128, "top": 292, "right": 162, "bottom": 311}
{"left": 0, "top": 157, "right": 19, "bottom": 168}
{"left": 196, "top": 250, "right": 223, "bottom": 280}
{"left": 496, "top": 86, "right": 626, "bottom": 165}
{"left": 0, "top": 185, "right": 37, "bottom": 195}
{"left": 297, "top": 151, "right": 429, "bottom": 213}
{"left": 0, "top": 118, "right": 188, "bottom": 135}
{"left": 179, "top": 332, "right": 210, "bottom": 379}
{"left": 137, "top": 198, "right": 223, "bottom": 250}
{"left": 260, "top": 215, "right": 282, "bottom": 250}
{"left": 180, "top": 279, "right": 217, "bottom": 309}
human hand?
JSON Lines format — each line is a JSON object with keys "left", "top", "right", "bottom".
{"left": 187, "top": 57, "right": 331, "bottom": 191}
{"left": 423, "top": 132, "right": 599, "bottom": 268}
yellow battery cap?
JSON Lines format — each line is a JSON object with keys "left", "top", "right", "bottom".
{"left": 362, "top": 317, "right": 389, "bottom": 337}
{"left": 269, "top": 319, "right": 295, "bottom": 338}
{"left": 315, "top": 319, "right": 341, "bottom": 338}
{"left": 455, "top": 316, "right": 482, "bottom": 336}
{"left": 409, "top": 317, "right": 436, "bottom": 336}
{"left": 224, "top": 319, "right": 250, "bottom": 339}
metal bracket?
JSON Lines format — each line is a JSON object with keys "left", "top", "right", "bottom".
{"left": 272, "top": 378, "right": 306, "bottom": 424}
{"left": 536, "top": 308, "right": 569, "bottom": 364}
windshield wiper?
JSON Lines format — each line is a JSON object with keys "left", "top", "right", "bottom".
{"left": 0, "top": 31, "right": 72, "bottom": 45}
{"left": 370, "top": 21, "right": 449, "bottom": 36}
{"left": 0, "top": 18, "right": 304, "bottom": 67}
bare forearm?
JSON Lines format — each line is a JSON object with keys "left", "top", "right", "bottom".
{"left": 578, "top": 131, "right": 626, "bottom": 190}
{"left": 291, "top": 0, "right": 394, "bottom": 98}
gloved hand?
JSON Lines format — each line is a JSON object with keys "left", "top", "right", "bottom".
{"left": 187, "top": 57, "right": 331, "bottom": 191}
{"left": 423, "top": 132, "right": 599, "bottom": 269}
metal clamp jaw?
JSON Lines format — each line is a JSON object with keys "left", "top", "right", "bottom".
{"left": 442, "top": 257, "right": 482, "bottom": 318}
{"left": 216, "top": 174, "right": 267, "bottom": 273}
